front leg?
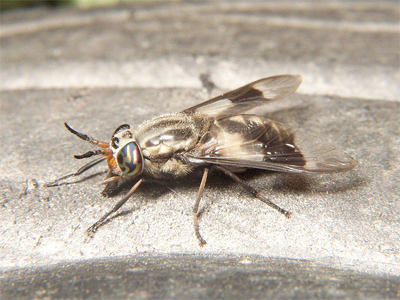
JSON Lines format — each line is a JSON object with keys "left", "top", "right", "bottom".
{"left": 87, "top": 179, "right": 144, "bottom": 237}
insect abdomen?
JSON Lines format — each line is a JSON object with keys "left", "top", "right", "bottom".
{"left": 194, "top": 114, "right": 306, "bottom": 166}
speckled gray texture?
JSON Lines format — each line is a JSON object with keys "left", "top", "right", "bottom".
{"left": 1, "top": 87, "right": 398, "bottom": 273}
{"left": 0, "top": 2, "right": 399, "bottom": 299}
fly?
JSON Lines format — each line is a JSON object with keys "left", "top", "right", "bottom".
{"left": 46, "top": 75, "right": 357, "bottom": 246}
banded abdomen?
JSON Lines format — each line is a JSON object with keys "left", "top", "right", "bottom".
{"left": 190, "top": 114, "right": 356, "bottom": 173}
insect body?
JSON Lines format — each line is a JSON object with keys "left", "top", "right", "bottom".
{"left": 48, "top": 75, "right": 357, "bottom": 246}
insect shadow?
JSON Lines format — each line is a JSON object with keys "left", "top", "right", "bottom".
{"left": 46, "top": 171, "right": 107, "bottom": 187}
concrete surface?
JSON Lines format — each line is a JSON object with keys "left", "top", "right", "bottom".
{"left": 1, "top": 255, "right": 399, "bottom": 299}
{"left": 1, "top": 2, "right": 399, "bottom": 299}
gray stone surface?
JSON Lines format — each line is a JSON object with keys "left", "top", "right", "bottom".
{"left": 1, "top": 2, "right": 399, "bottom": 100}
{"left": 1, "top": 255, "right": 399, "bottom": 300}
{"left": 1, "top": 2, "right": 399, "bottom": 299}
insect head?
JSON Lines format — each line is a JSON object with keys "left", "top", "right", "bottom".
{"left": 111, "top": 124, "right": 144, "bottom": 177}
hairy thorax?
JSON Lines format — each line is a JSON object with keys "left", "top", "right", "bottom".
{"left": 135, "top": 112, "right": 211, "bottom": 178}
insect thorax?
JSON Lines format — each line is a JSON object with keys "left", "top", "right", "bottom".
{"left": 135, "top": 112, "right": 211, "bottom": 177}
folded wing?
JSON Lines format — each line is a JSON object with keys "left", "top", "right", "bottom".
{"left": 183, "top": 75, "right": 302, "bottom": 119}
{"left": 186, "top": 115, "right": 357, "bottom": 173}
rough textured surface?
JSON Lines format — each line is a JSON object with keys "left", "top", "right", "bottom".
{"left": 0, "top": 2, "right": 399, "bottom": 299}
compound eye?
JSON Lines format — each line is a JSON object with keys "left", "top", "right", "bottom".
{"left": 116, "top": 142, "right": 144, "bottom": 177}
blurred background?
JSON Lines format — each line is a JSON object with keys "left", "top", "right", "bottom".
{"left": 1, "top": 0, "right": 123, "bottom": 10}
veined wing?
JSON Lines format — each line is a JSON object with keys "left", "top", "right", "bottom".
{"left": 183, "top": 75, "right": 302, "bottom": 119}
{"left": 186, "top": 115, "right": 357, "bottom": 173}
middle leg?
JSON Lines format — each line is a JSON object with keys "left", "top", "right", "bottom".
{"left": 193, "top": 167, "right": 209, "bottom": 246}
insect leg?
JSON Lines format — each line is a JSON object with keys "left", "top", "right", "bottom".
{"left": 44, "top": 157, "right": 106, "bottom": 187}
{"left": 99, "top": 175, "right": 123, "bottom": 185}
{"left": 193, "top": 167, "right": 209, "bottom": 247}
{"left": 86, "top": 178, "right": 143, "bottom": 237}
{"left": 216, "top": 166, "right": 292, "bottom": 218}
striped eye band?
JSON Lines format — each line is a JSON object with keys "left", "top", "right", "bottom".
{"left": 116, "top": 142, "right": 143, "bottom": 176}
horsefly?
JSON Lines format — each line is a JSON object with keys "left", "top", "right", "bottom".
{"left": 47, "top": 75, "right": 357, "bottom": 246}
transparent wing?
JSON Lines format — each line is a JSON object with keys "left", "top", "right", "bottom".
{"left": 186, "top": 115, "right": 357, "bottom": 173}
{"left": 183, "top": 75, "right": 302, "bottom": 119}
